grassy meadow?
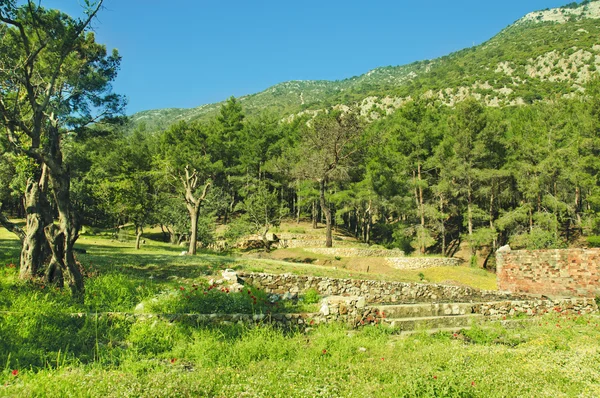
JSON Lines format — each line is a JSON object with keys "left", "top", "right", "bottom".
{"left": 1, "top": 225, "right": 600, "bottom": 397}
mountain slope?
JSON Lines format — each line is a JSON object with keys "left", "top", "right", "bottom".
{"left": 130, "top": 0, "right": 600, "bottom": 130}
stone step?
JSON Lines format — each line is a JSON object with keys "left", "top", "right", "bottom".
{"left": 382, "top": 314, "right": 484, "bottom": 331}
{"left": 371, "top": 303, "right": 476, "bottom": 319}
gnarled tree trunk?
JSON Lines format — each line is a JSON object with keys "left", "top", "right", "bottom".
{"left": 182, "top": 166, "right": 211, "bottom": 255}
{"left": 19, "top": 167, "right": 52, "bottom": 280}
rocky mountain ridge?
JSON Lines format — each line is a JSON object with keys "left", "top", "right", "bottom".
{"left": 130, "top": 0, "right": 600, "bottom": 130}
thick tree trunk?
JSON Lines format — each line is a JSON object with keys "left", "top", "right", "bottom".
{"left": 319, "top": 179, "right": 333, "bottom": 248}
{"left": 46, "top": 167, "right": 84, "bottom": 299}
{"left": 19, "top": 170, "right": 52, "bottom": 280}
{"left": 135, "top": 226, "right": 143, "bottom": 250}
{"left": 261, "top": 228, "right": 271, "bottom": 253}
{"left": 188, "top": 206, "right": 199, "bottom": 255}
{"left": 182, "top": 167, "right": 211, "bottom": 255}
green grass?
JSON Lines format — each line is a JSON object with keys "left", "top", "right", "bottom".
{"left": 1, "top": 316, "right": 599, "bottom": 397}
{"left": 1, "top": 226, "right": 600, "bottom": 396}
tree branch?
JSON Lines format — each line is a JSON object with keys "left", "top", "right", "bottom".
{"left": 0, "top": 211, "right": 25, "bottom": 242}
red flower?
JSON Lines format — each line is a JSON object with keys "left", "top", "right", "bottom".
{"left": 433, "top": 375, "right": 437, "bottom": 380}
{"left": 322, "top": 349, "right": 327, "bottom": 355}
{"left": 179, "top": 286, "right": 185, "bottom": 291}
{"left": 11, "top": 369, "right": 18, "bottom": 376}
{"left": 380, "top": 357, "right": 385, "bottom": 361}
{"left": 170, "top": 358, "right": 177, "bottom": 364}
{"left": 452, "top": 333, "right": 458, "bottom": 338}
{"left": 471, "top": 381, "right": 476, "bottom": 387}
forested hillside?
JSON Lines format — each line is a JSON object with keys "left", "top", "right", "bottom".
{"left": 2, "top": 0, "right": 600, "bottom": 276}
{"left": 130, "top": 1, "right": 600, "bottom": 130}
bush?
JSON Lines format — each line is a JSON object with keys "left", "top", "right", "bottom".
{"left": 144, "top": 282, "right": 276, "bottom": 314}
{"left": 586, "top": 235, "right": 600, "bottom": 248}
{"left": 303, "top": 288, "right": 321, "bottom": 304}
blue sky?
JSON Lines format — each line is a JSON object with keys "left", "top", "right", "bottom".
{"left": 45, "top": 0, "right": 575, "bottom": 115}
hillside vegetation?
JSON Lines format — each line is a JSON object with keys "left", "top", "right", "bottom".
{"left": 130, "top": 1, "right": 600, "bottom": 129}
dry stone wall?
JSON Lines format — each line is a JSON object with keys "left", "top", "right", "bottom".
{"left": 385, "top": 257, "right": 461, "bottom": 270}
{"left": 304, "top": 248, "right": 405, "bottom": 257}
{"left": 277, "top": 240, "right": 369, "bottom": 249}
{"left": 497, "top": 247, "right": 600, "bottom": 297}
{"left": 238, "top": 272, "right": 521, "bottom": 304}
{"left": 473, "top": 298, "right": 597, "bottom": 317}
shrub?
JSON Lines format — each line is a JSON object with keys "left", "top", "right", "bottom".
{"left": 586, "top": 235, "right": 600, "bottom": 248}
{"left": 303, "top": 288, "right": 321, "bottom": 304}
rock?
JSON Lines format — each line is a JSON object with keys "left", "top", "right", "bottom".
{"left": 497, "top": 245, "right": 511, "bottom": 253}
{"left": 269, "top": 294, "right": 280, "bottom": 303}
{"left": 222, "top": 269, "right": 238, "bottom": 282}
{"left": 229, "top": 283, "right": 244, "bottom": 293}
{"left": 320, "top": 302, "right": 330, "bottom": 316}
{"left": 135, "top": 302, "right": 144, "bottom": 312}
{"left": 358, "top": 347, "right": 367, "bottom": 352}
{"left": 283, "top": 292, "right": 295, "bottom": 301}
{"left": 356, "top": 297, "right": 366, "bottom": 309}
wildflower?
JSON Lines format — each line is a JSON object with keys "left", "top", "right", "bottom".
{"left": 433, "top": 375, "right": 437, "bottom": 380}
{"left": 471, "top": 381, "right": 475, "bottom": 387}
{"left": 322, "top": 349, "right": 327, "bottom": 355}
{"left": 179, "top": 286, "right": 185, "bottom": 291}
{"left": 452, "top": 333, "right": 458, "bottom": 338}
{"left": 170, "top": 358, "right": 177, "bottom": 364}
{"left": 380, "top": 357, "right": 385, "bottom": 361}
{"left": 11, "top": 370, "right": 18, "bottom": 376}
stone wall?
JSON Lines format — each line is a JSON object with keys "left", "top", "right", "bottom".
{"left": 277, "top": 240, "right": 369, "bottom": 249}
{"left": 303, "top": 248, "right": 405, "bottom": 257}
{"left": 473, "top": 298, "right": 598, "bottom": 317}
{"left": 497, "top": 247, "right": 600, "bottom": 297}
{"left": 238, "top": 272, "right": 521, "bottom": 304}
{"left": 385, "top": 257, "right": 461, "bottom": 270}
{"left": 89, "top": 296, "right": 598, "bottom": 330}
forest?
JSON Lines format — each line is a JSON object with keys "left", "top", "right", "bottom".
{"left": 2, "top": 0, "right": 600, "bottom": 295}
{"left": 4, "top": 86, "right": 600, "bottom": 272}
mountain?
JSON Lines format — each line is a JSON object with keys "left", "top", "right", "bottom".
{"left": 130, "top": 0, "right": 600, "bottom": 130}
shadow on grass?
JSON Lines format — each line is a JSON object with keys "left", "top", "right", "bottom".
{"left": 0, "top": 239, "right": 20, "bottom": 264}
